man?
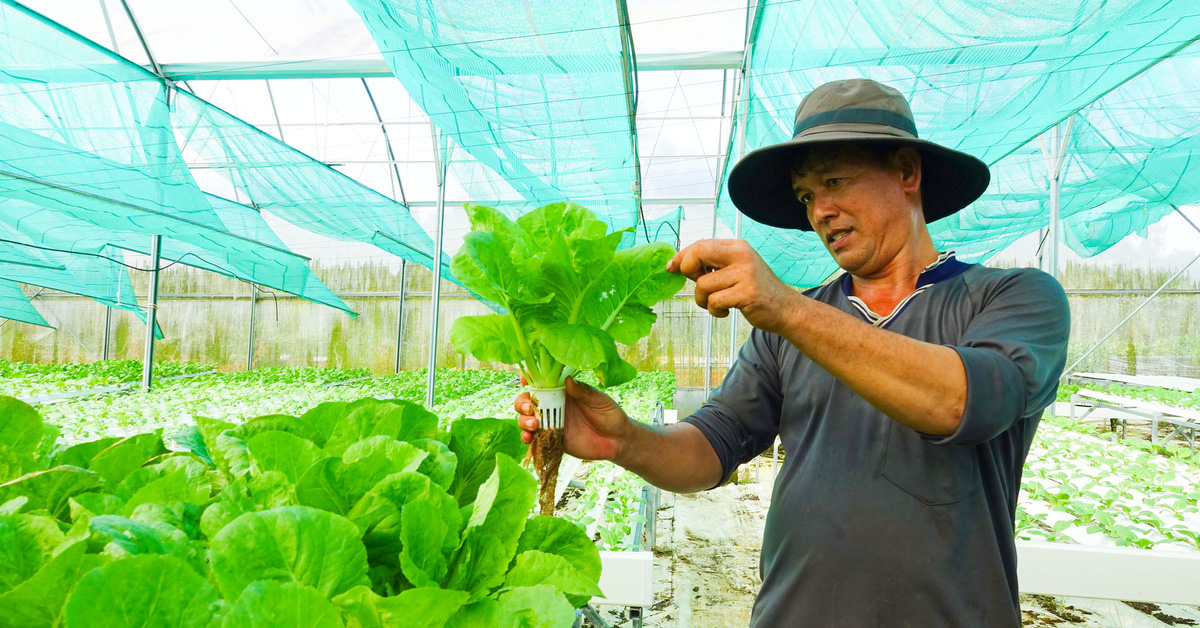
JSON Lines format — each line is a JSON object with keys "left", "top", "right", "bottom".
{"left": 515, "top": 79, "right": 1069, "bottom": 626}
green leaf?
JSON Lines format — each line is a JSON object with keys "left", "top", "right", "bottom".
{"left": 69, "top": 493, "right": 125, "bottom": 518}
{"left": 0, "top": 465, "right": 101, "bottom": 519}
{"left": 0, "top": 514, "right": 65, "bottom": 594}
{"left": 324, "top": 402, "right": 439, "bottom": 458}
{"left": 88, "top": 433, "right": 167, "bottom": 486}
{"left": 122, "top": 467, "right": 210, "bottom": 517}
{"left": 0, "top": 397, "right": 52, "bottom": 483}
{"left": 231, "top": 414, "right": 326, "bottom": 448}
{"left": 579, "top": 242, "right": 684, "bottom": 335}
{"left": 53, "top": 437, "right": 121, "bottom": 470}
{"left": 208, "top": 506, "right": 370, "bottom": 600}
{"left": 539, "top": 323, "right": 636, "bottom": 387}
{"left": 299, "top": 402, "right": 354, "bottom": 447}
{"left": 89, "top": 514, "right": 189, "bottom": 558}
{"left": 297, "top": 439, "right": 427, "bottom": 516}
{"left": 223, "top": 581, "right": 342, "bottom": 628}
{"left": 448, "top": 419, "right": 526, "bottom": 507}
{"left": 64, "top": 554, "right": 217, "bottom": 628}
{"left": 399, "top": 499, "right": 452, "bottom": 588}
{"left": 334, "top": 585, "right": 470, "bottom": 628}
{"left": 247, "top": 431, "right": 330, "bottom": 484}
{"left": 0, "top": 541, "right": 108, "bottom": 628}
{"left": 445, "top": 454, "right": 536, "bottom": 598}
{"left": 494, "top": 585, "right": 576, "bottom": 628}
{"left": 346, "top": 472, "right": 462, "bottom": 576}
{"left": 410, "top": 438, "right": 457, "bottom": 490}
{"left": 505, "top": 551, "right": 602, "bottom": 608}
{"left": 166, "top": 426, "right": 215, "bottom": 467}
{"left": 515, "top": 516, "right": 602, "bottom": 585}
{"left": 444, "top": 598, "right": 501, "bottom": 628}
{"left": 450, "top": 315, "right": 527, "bottom": 365}
{"left": 200, "top": 482, "right": 255, "bottom": 540}
{"left": 249, "top": 470, "right": 296, "bottom": 510}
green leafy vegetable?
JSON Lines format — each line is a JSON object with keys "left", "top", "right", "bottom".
{"left": 449, "top": 202, "right": 684, "bottom": 389}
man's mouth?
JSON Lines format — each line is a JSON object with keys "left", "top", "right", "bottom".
{"left": 827, "top": 229, "right": 852, "bottom": 244}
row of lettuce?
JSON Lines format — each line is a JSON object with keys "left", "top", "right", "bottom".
{"left": 7, "top": 362, "right": 672, "bottom": 446}
{"left": 0, "top": 395, "right": 601, "bottom": 627}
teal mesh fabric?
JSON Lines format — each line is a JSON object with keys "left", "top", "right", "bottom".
{"left": 718, "top": 0, "right": 1200, "bottom": 287}
{"left": 623, "top": 207, "right": 683, "bottom": 249}
{"left": 0, "top": 0, "right": 455, "bottom": 322}
{"left": 347, "top": 0, "right": 640, "bottom": 231}
{"left": 0, "top": 279, "right": 49, "bottom": 327}
{"left": 0, "top": 236, "right": 161, "bottom": 336}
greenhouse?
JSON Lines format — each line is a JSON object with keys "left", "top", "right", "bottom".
{"left": 1, "top": 0, "right": 1200, "bottom": 626}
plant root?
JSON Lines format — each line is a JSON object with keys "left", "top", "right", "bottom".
{"left": 530, "top": 428, "right": 565, "bottom": 516}
{"left": 523, "top": 396, "right": 566, "bottom": 515}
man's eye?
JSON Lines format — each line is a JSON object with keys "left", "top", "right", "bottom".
{"left": 799, "top": 193, "right": 813, "bottom": 205}
{"left": 826, "top": 178, "right": 843, "bottom": 188}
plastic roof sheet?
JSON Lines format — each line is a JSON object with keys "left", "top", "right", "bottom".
{"left": 717, "top": 0, "right": 1200, "bottom": 287}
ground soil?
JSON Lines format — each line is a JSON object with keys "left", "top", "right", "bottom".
{"left": 582, "top": 456, "right": 1200, "bottom": 628}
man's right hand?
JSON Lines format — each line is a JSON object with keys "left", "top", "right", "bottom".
{"left": 515, "top": 377, "right": 631, "bottom": 462}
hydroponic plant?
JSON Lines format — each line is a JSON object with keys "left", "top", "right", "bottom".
{"left": 448, "top": 202, "right": 684, "bottom": 515}
{"left": 0, "top": 395, "right": 601, "bottom": 627}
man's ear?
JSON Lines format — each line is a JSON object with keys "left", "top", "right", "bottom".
{"left": 894, "top": 147, "right": 922, "bottom": 195}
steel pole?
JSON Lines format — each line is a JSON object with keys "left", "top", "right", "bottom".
{"left": 395, "top": 260, "right": 407, "bottom": 374}
{"left": 246, "top": 285, "right": 257, "bottom": 370}
{"left": 141, "top": 235, "right": 162, "bottom": 390}
{"left": 101, "top": 306, "right": 112, "bottom": 361}
{"left": 1047, "top": 127, "right": 1061, "bottom": 281}
{"left": 425, "top": 153, "right": 448, "bottom": 408}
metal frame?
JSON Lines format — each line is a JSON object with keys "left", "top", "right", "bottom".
{"left": 425, "top": 125, "right": 448, "bottom": 408}
{"left": 246, "top": 285, "right": 257, "bottom": 370}
{"left": 394, "top": 260, "right": 407, "bottom": 374}
{"left": 151, "top": 52, "right": 745, "bottom": 82}
{"left": 1039, "top": 115, "right": 1074, "bottom": 281}
{"left": 140, "top": 235, "right": 162, "bottom": 390}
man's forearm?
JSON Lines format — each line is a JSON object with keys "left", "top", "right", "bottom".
{"left": 779, "top": 296, "right": 967, "bottom": 436}
{"left": 613, "top": 421, "right": 723, "bottom": 493}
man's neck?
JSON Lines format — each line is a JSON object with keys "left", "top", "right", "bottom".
{"left": 848, "top": 238, "right": 940, "bottom": 316}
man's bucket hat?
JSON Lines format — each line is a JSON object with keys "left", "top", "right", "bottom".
{"left": 727, "top": 78, "right": 990, "bottom": 232}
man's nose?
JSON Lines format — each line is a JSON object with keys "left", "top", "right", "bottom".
{"left": 810, "top": 190, "right": 839, "bottom": 225}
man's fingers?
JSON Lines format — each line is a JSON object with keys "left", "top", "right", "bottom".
{"left": 519, "top": 414, "right": 539, "bottom": 432}
{"left": 521, "top": 431, "right": 532, "bottom": 444}
{"left": 514, "top": 392, "right": 533, "bottom": 415}
{"left": 669, "top": 240, "right": 744, "bottom": 280}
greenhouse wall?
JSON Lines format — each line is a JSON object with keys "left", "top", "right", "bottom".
{"left": 3, "top": 261, "right": 1199, "bottom": 384}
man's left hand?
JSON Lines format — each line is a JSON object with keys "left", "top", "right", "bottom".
{"left": 666, "top": 239, "right": 802, "bottom": 336}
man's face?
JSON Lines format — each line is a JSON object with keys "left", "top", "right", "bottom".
{"left": 788, "top": 145, "right": 922, "bottom": 277}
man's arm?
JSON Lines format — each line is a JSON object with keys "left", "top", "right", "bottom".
{"left": 668, "top": 239, "right": 966, "bottom": 437}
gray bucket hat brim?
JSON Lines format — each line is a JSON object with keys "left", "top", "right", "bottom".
{"left": 727, "top": 80, "right": 991, "bottom": 232}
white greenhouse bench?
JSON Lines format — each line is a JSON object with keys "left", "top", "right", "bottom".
{"left": 1070, "top": 371, "right": 1200, "bottom": 393}
{"left": 1070, "top": 389, "right": 1200, "bottom": 456}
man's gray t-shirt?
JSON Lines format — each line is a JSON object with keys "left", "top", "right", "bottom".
{"left": 681, "top": 258, "right": 1070, "bottom": 627}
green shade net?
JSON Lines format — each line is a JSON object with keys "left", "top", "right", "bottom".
{"left": 0, "top": 278, "right": 51, "bottom": 327}
{"left": 0, "top": 0, "right": 459, "bottom": 321}
{"left": 0, "top": 235, "right": 162, "bottom": 337}
{"left": 623, "top": 206, "right": 683, "bottom": 249}
{"left": 717, "top": 0, "right": 1200, "bottom": 287}
{"left": 347, "top": 0, "right": 641, "bottom": 232}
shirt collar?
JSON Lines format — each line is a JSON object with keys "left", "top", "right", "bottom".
{"left": 840, "top": 250, "right": 970, "bottom": 296}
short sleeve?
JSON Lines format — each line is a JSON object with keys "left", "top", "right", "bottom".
{"left": 681, "top": 328, "right": 785, "bottom": 488}
{"left": 932, "top": 269, "right": 1070, "bottom": 446}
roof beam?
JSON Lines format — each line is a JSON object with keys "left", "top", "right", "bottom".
{"left": 152, "top": 51, "right": 745, "bottom": 81}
